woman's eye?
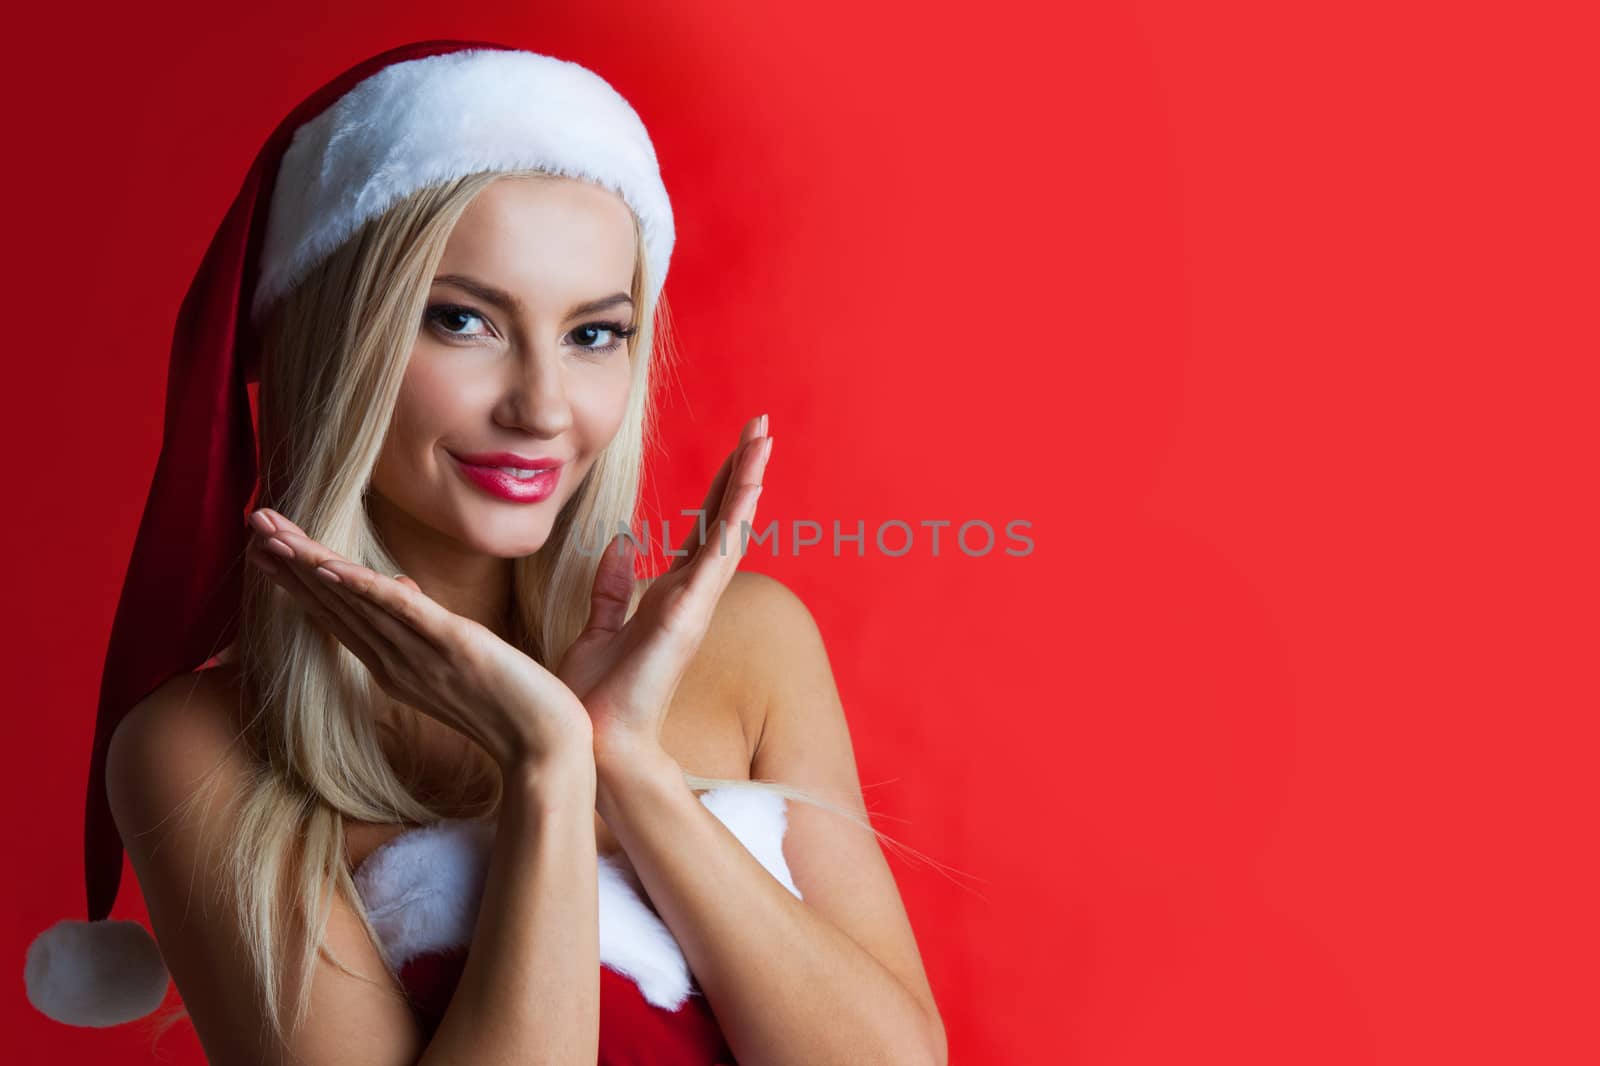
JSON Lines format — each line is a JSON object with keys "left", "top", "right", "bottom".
{"left": 425, "top": 304, "right": 491, "bottom": 340}
{"left": 569, "top": 320, "right": 637, "bottom": 355}
{"left": 425, "top": 305, "right": 635, "bottom": 353}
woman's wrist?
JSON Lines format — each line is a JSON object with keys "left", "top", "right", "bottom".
{"left": 592, "top": 722, "right": 666, "bottom": 775}
{"left": 594, "top": 733, "right": 682, "bottom": 825}
{"left": 491, "top": 693, "right": 595, "bottom": 781}
{"left": 502, "top": 745, "right": 598, "bottom": 813}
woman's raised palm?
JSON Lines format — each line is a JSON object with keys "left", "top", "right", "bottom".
{"left": 558, "top": 414, "right": 772, "bottom": 754}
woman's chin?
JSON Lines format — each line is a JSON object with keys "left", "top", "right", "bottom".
{"left": 458, "top": 525, "right": 555, "bottom": 560}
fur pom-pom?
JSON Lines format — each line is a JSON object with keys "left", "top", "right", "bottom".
{"left": 24, "top": 918, "right": 169, "bottom": 1027}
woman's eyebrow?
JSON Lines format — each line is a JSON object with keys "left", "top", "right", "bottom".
{"left": 433, "top": 273, "right": 633, "bottom": 318}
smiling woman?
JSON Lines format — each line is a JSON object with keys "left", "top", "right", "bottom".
{"left": 366, "top": 176, "right": 641, "bottom": 575}
{"left": 23, "top": 37, "right": 943, "bottom": 1066}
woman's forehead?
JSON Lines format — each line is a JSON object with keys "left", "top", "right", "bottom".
{"left": 437, "top": 177, "right": 637, "bottom": 305}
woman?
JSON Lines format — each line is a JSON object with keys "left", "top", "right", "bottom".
{"left": 24, "top": 40, "right": 945, "bottom": 1065}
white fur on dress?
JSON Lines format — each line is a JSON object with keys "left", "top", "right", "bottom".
{"left": 251, "top": 48, "right": 675, "bottom": 323}
{"left": 352, "top": 784, "right": 801, "bottom": 1011}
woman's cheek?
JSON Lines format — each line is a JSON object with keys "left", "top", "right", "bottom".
{"left": 397, "top": 357, "right": 466, "bottom": 429}
{"left": 570, "top": 357, "right": 634, "bottom": 439}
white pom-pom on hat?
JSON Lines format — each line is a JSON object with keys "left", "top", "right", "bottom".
{"left": 24, "top": 918, "right": 169, "bottom": 1028}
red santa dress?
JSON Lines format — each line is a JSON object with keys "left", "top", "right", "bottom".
{"left": 350, "top": 784, "right": 799, "bottom": 1064}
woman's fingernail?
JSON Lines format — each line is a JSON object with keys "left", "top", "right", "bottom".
{"left": 266, "top": 537, "right": 294, "bottom": 559}
{"left": 315, "top": 566, "right": 342, "bottom": 584}
{"left": 249, "top": 511, "right": 275, "bottom": 534}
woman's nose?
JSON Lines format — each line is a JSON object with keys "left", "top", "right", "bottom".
{"left": 496, "top": 345, "right": 573, "bottom": 437}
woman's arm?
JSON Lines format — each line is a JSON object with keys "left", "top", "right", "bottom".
{"left": 591, "top": 572, "right": 947, "bottom": 1066}
{"left": 419, "top": 754, "right": 599, "bottom": 1065}
{"left": 230, "top": 509, "right": 609, "bottom": 1061}
{"left": 107, "top": 672, "right": 602, "bottom": 1066}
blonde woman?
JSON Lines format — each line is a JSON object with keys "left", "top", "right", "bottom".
{"left": 23, "top": 40, "right": 945, "bottom": 1066}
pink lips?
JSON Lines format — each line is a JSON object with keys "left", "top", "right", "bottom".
{"left": 448, "top": 452, "right": 563, "bottom": 503}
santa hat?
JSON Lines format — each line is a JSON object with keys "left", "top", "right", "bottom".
{"left": 24, "top": 38, "right": 675, "bottom": 1028}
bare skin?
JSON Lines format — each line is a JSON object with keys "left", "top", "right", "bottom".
{"left": 235, "top": 173, "right": 768, "bottom": 861}
{"left": 109, "top": 172, "right": 943, "bottom": 1063}
{"left": 204, "top": 579, "right": 759, "bottom": 867}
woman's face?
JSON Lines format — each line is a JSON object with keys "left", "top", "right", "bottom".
{"left": 369, "top": 175, "right": 638, "bottom": 560}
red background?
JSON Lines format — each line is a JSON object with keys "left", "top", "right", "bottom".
{"left": 6, "top": 1, "right": 1598, "bottom": 1063}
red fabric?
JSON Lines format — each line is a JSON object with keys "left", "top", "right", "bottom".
{"left": 398, "top": 949, "right": 737, "bottom": 1064}
{"left": 79, "top": 38, "right": 522, "bottom": 922}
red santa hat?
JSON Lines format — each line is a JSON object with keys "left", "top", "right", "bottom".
{"left": 24, "top": 37, "right": 675, "bottom": 1028}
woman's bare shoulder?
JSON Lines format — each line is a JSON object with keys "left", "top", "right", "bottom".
{"left": 116, "top": 661, "right": 248, "bottom": 745}
{"left": 105, "top": 662, "right": 254, "bottom": 836}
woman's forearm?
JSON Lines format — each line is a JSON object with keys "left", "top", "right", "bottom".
{"left": 419, "top": 753, "right": 600, "bottom": 1066}
{"left": 594, "top": 743, "right": 943, "bottom": 1066}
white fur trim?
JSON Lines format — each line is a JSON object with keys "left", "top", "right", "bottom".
{"left": 352, "top": 785, "right": 802, "bottom": 1010}
{"left": 700, "top": 784, "right": 801, "bottom": 897}
{"left": 353, "top": 817, "right": 497, "bottom": 972}
{"left": 595, "top": 851, "right": 694, "bottom": 1008}
{"left": 252, "top": 48, "right": 675, "bottom": 323}
{"left": 24, "top": 918, "right": 169, "bottom": 1028}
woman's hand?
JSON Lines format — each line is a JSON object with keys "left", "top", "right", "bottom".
{"left": 243, "top": 510, "right": 592, "bottom": 774}
{"left": 558, "top": 414, "right": 773, "bottom": 763}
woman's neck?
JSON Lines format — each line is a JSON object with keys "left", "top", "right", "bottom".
{"left": 365, "top": 491, "right": 518, "bottom": 640}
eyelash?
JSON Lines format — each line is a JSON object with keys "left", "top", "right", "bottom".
{"left": 423, "top": 303, "right": 638, "bottom": 355}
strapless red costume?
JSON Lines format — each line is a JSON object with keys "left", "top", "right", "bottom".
{"left": 351, "top": 786, "right": 799, "bottom": 1064}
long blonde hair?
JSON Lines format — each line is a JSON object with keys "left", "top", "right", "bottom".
{"left": 151, "top": 169, "right": 885, "bottom": 1048}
